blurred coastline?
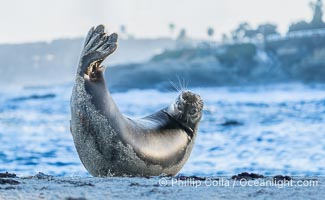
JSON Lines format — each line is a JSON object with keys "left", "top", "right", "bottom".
{"left": 1, "top": 1, "right": 325, "bottom": 91}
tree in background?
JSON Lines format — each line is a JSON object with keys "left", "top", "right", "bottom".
{"left": 207, "top": 27, "right": 215, "bottom": 40}
{"left": 256, "top": 23, "right": 278, "bottom": 40}
{"left": 168, "top": 23, "right": 176, "bottom": 37}
{"left": 229, "top": 22, "right": 279, "bottom": 42}
{"left": 288, "top": 21, "right": 310, "bottom": 32}
{"left": 231, "top": 22, "right": 252, "bottom": 41}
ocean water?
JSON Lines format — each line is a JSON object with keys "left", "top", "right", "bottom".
{"left": 0, "top": 83, "right": 325, "bottom": 177}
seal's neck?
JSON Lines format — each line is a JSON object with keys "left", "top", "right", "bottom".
{"left": 164, "top": 108, "right": 195, "bottom": 140}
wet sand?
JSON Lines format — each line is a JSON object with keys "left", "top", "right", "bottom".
{"left": 0, "top": 172, "right": 324, "bottom": 200}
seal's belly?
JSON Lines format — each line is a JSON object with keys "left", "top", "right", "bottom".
{"left": 119, "top": 118, "right": 190, "bottom": 166}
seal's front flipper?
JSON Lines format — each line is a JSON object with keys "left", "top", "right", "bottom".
{"left": 78, "top": 25, "right": 118, "bottom": 81}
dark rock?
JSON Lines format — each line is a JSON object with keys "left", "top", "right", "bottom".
{"left": 0, "top": 179, "right": 20, "bottom": 185}
{"left": 272, "top": 175, "right": 292, "bottom": 183}
{"left": 176, "top": 175, "right": 206, "bottom": 181}
{"left": 232, "top": 172, "right": 265, "bottom": 180}
{"left": 0, "top": 172, "right": 17, "bottom": 178}
{"left": 33, "top": 172, "right": 54, "bottom": 180}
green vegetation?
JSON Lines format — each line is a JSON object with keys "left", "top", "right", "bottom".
{"left": 216, "top": 43, "right": 256, "bottom": 67}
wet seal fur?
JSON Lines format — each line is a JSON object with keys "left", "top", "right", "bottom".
{"left": 70, "top": 25, "right": 204, "bottom": 177}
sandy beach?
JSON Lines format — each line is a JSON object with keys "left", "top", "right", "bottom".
{"left": 0, "top": 172, "right": 323, "bottom": 200}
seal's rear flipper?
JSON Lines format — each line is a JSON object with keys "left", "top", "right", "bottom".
{"left": 78, "top": 25, "right": 118, "bottom": 81}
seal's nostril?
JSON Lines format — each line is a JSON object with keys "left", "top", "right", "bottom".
{"left": 182, "top": 91, "right": 190, "bottom": 99}
{"left": 182, "top": 91, "right": 197, "bottom": 104}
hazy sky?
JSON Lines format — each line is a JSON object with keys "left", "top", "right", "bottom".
{"left": 0, "top": 0, "right": 317, "bottom": 43}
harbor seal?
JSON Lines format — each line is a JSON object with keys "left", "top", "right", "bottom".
{"left": 70, "top": 25, "right": 203, "bottom": 177}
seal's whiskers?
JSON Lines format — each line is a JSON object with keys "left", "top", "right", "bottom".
{"left": 169, "top": 80, "right": 182, "bottom": 93}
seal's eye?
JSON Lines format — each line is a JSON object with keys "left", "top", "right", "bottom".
{"left": 189, "top": 108, "right": 197, "bottom": 115}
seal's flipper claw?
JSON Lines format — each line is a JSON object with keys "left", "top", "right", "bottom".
{"left": 88, "top": 33, "right": 106, "bottom": 52}
{"left": 108, "top": 33, "right": 118, "bottom": 43}
{"left": 95, "top": 25, "right": 105, "bottom": 34}
{"left": 86, "top": 26, "right": 107, "bottom": 52}
{"left": 98, "top": 33, "right": 118, "bottom": 54}
{"left": 94, "top": 34, "right": 109, "bottom": 51}
{"left": 84, "top": 33, "right": 101, "bottom": 53}
{"left": 84, "top": 26, "right": 95, "bottom": 47}
{"left": 102, "top": 43, "right": 117, "bottom": 57}
{"left": 78, "top": 25, "right": 118, "bottom": 78}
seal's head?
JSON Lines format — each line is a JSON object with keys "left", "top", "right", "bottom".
{"left": 167, "top": 91, "right": 203, "bottom": 133}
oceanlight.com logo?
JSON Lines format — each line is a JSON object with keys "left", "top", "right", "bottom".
{"left": 158, "top": 177, "right": 319, "bottom": 188}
